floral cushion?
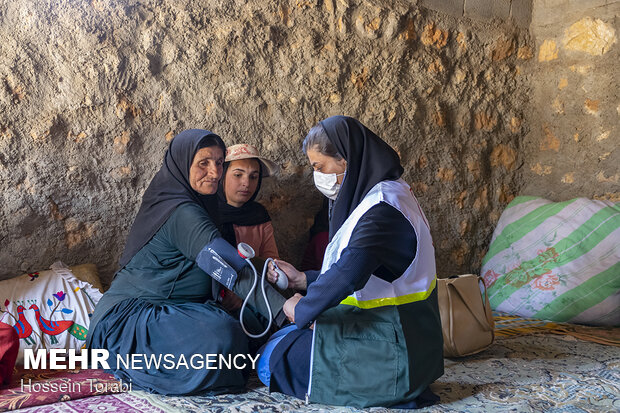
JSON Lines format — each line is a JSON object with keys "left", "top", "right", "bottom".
{"left": 481, "top": 196, "right": 620, "bottom": 326}
{"left": 0, "top": 262, "right": 103, "bottom": 364}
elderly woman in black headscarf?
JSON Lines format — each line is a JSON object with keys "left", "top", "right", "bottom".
{"left": 260, "top": 116, "right": 444, "bottom": 408}
{"left": 87, "top": 130, "right": 286, "bottom": 395}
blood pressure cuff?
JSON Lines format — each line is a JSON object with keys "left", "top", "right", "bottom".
{"left": 196, "top": 237, "right": 248, "bottom": 290}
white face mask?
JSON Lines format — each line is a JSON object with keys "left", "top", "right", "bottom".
{"left": 313, "top": 171, "right": 345, "bottom": 200}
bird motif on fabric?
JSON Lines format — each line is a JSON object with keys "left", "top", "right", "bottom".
{"left": 29, "top": 304, "right": 74, "bottom": 344}
{"left": 12, "top": 305, "right": 35, "bottom": 345}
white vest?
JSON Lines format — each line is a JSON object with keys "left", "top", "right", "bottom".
{"left": 320, "top": 179, "right": 437, "bottom": 308}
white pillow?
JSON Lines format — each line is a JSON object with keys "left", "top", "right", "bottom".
{"left": 0, "top": 262, "right": 103, "bottom": 364}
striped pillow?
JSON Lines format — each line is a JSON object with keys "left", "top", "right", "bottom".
{"left": 481, "top": 196, "right": 620, "bottom": 326}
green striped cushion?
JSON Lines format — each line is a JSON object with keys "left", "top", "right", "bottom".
{"left": 481, "top": 196, "right": 620, "bottom": 326}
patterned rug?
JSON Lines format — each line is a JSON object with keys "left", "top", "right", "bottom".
{"left": 13, "top": 334, "right": 620, "bottom": 412}
{"left": 0, "top": 368, "right": 123, "bottom": 412}
{"left": 493, "top": 311, "right": 620, "bottom": 346}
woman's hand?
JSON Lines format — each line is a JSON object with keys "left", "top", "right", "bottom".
{"left": 267, "top": 259, "right": 307, "bottom": 290}
{"left": 283, "top": 293, "right": 303, "bottom": 323}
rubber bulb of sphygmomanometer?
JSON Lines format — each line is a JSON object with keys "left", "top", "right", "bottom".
{"left": 275, "top": 269, "right": 288, "bottom": 289}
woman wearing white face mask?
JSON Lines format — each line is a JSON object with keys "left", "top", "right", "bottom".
{"left": 312, "top": 167, "right": 345, "bottom": 200}
{"left": 259, "top": 116, "right": 444, "bottom": 409}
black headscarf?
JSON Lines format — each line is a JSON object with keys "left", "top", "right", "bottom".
{"left": 318, "top": 116, "right": 404, "bottom": 239}
{"left": 217, "top": 160, "right": 271, "bottom": 247}
{"left": 118, "top": 129, "right": 226, "bottom": 269}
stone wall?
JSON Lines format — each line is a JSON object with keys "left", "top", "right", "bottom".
{"left": 421, "top": 0, "right": 532, "bottom": 28}
{"left": 0, "top": 0, "right": 532, "bottom": 285}
{"left": 523, "top": 0, "right": 619, "bottom": 201}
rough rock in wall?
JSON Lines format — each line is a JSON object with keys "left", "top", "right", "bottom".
{"left": 523, "top": 1, "right": 619, "bottom": 202}
{"left": 0, "top": 0, "right": 531, "bottom": 284}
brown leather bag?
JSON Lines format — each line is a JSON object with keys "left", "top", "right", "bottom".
{"left": 437, "top": 274, "right": 495, "bottom": 357}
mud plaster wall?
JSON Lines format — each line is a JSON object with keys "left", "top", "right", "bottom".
{"left": 523, "top": 0, "right": 619, "bottom": 201}
{"left": 0, "top": 0, "right": 532, "bottom": 285}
